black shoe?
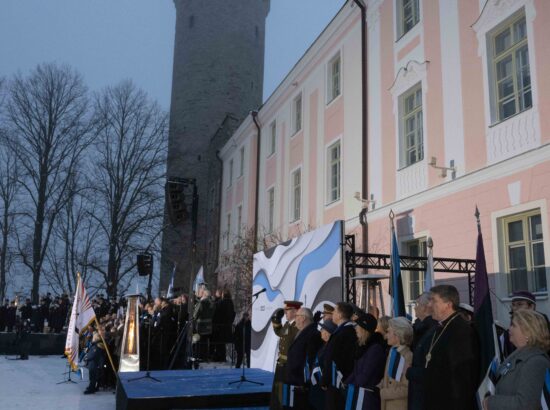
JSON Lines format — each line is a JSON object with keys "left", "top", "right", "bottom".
{"left": 84, "top": 389, "right": 96, "bottom": 395}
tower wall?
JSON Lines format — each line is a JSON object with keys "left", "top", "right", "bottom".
{"left": 160, "top": 0, "right": 269, "bottom": 293}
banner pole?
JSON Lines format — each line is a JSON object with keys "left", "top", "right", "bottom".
{"left": 95, "top": 317, "right": 117, "bottom": 374}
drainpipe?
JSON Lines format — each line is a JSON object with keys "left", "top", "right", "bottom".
{"left": 353, "top": 0, "right": 369, "bottom": 306}
{"left": 251, "top": 111, "right": 261, "bottom": 254}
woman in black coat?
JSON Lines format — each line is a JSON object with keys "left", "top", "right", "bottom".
{"left": 344, "top": 314, "right": 386, "bottom": 410}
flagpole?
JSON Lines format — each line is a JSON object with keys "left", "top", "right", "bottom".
{"left": 94, "top": 316, "right": 117, "bottom": 374}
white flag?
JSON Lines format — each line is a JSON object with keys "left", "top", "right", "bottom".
{"left": 64, "top": 274, "right": 96, "bottom": 371}
{"left": 424, "top": 239, "right": 435, "bottom": 292}
{"left": 193, "top": 265, "right": 205, "bottom": 293}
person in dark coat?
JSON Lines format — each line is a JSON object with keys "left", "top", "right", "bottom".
{"left": 6, "top": 301, "right": 17, "bottom": 332}
{"left": 344, "top": 313, "right": 386, "bottom": 410}
{"left": 234, "top": 312, "right": 251, "bottom": 368}
{"left": 406, "top": 292, "right": 437, "bottom": 410}
{"left": 308, "top": 319, "right": 336, "bottom": 410}
{"left": 20, "top": 299, "right": 32, "bottom": 321}
{"left": 284, "top": 307, "right": 323, "bottom": 409}
{"left": 49, "top": 298, "right": 64, "bottom": 333}
{"left": 193, "top": 289, "right": 215, "bottom": 361}
{"left": 320, "top": 302, "right": 357, "bottom": 410}
{"left": 424, "top": 285, "right": 479, "bottom": 410}
{"left": 84, "top": 332, "right": 106, "bottom": 394}
{"left": 211, "top": 288, "right": 235, "bottom": 361}
{"left": 0, "top": 299, "right": 7, "bottom": 331}
{"left": 158, "top": 298, "right": 177, "bottom": 368}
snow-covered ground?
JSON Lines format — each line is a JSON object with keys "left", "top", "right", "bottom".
{"left": 0, "top": 355, "right": 115, "bottom": 410}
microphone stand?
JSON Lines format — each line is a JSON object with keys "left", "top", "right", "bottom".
{"left": 228, "top": 294, "right": 263, "bottom": 387}
{"left": 128, "top": 316, "right": 161, "bottom": 383}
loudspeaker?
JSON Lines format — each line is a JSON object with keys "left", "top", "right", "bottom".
{"left": 166, "top": 180, "right": 188, "bottom": 225}
{"left": 137, "top": 253, "right": 153, "bottom": 276}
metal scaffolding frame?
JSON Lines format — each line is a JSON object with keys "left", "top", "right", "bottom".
{"left": 344, "top": 235, "right": 477, "bottom": 307}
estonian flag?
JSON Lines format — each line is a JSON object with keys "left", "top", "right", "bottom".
{"left": 282, "top": 384, "right": 295, "bottom": 407}
{"left": 332, "top": 361, "right": 344, "bottom": 388}
{"left": 387, "top": 347, "right": 405, "bottom": 382}
{"left": 542, "top": 368, "right": 550, "bottom": 410}
{"left": 389, "top": 220, "right": 406, "bottom": 317}
{"left": 311, "top": 357, "right": 322, "bottom": 386}
{"left": 345, "top": 384, "right": 368, "bottom": 410}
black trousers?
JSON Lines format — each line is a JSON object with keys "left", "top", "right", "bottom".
{"left": 270, "top": 364, "right": 286, "bottom": 410}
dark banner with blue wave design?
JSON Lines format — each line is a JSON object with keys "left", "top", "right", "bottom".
{"left": 251, "top": 221, "right": 344, "bottom": 371}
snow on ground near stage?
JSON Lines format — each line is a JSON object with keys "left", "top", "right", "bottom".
{"left": 0, "top": 355, "right": 114, "bottom": 410}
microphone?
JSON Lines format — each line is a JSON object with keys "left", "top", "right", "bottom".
{"left": 252, "top": 288, "right": 267, "bottom": 297}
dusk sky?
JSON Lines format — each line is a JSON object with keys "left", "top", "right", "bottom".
{"left": 0, "top": 0, "right": 346, "bottom": 109}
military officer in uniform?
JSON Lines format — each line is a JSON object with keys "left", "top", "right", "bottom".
{"left": 270, "top": 300, "right": 302, "bottom": 410}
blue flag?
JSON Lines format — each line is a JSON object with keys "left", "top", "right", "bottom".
{"left": 542, "top": 368, "right": 550, "bottom": 410}
{"left": 345, "top": 384, "right": 369, "bottom": 410}
{"left": 387, "top": 347, "right": 406, "bottom": 381}
{"left": 390, "top": 224, "right": 406, "bottom": 317}
{"left": 282, "top": 384, "right": 296, "bottom": 408}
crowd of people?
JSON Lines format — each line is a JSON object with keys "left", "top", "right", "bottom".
{"left": 76, "top": 285, "right": 249, "bottom": 394}
{"left": 0, "top": 293, "right": 71, "bottom": 333}
{"left": 270, "top": 285, "right": 550, "bottom": 410}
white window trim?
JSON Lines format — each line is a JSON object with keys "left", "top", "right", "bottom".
{"left": 237, "top": 204, "right": 243, "bottom": 235}
{"left": 398, "top": 83, "right": 424, "bottom": 169}
{"left": 491, "top": 199, "right": 549, "bottom": 296}
{"left": 326, "top": 51, "right": 342, "bottom": 106}
{"left": 395, "top": 0, "right": 422, "bottom": 43}
{"left": 325, "top": 136, "right": 343, "bottom": 206}
{"left": 291, "top": 92, "right": 303, "bottom": 137}
{"left": 268, "top": 120, "right": 277, "bottom": 157}
{"left": 289, "top": 166, "right": 302, "bottom": 223}
{"left": 472, "top": 1, "right": 541, "bottom": 165}
{"left": 473, "top": 0, "right": 539, "bottom": 126}
{"left": 390, "top": 61, "right": 429, "bottom": 199}
{"left": 399, "top": 233, "right": 429, "bottom": 304}
{"left": 228, "top": 158, "right": 234, "bottom": 188}
{"left": 224, "top": 212, "right": 232, "bottom": 251}
{"left": 238, "top": 146, "right": 245, "bottom": 178}
{"left": 266, "top": 186, "right": 275, "bottom": 234}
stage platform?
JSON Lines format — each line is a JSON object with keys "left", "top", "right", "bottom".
{"left": 116, "top": 368, "right": 273, "bottom": 410}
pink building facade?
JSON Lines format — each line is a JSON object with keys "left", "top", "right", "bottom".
{"left": 218, "top": 3, "right": 364, "bottom": 261}
{"left": 366, "top": 0, "right": 550, "bottom": 322}
{"left": 219, "top": 0, "right": 550, "bottom": 322}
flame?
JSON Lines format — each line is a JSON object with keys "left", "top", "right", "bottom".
{"left": 127, "top": 320, "right": 135, "bottom": 353}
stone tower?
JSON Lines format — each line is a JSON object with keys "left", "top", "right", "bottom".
{"left": 160, "top": 0, "right": 270, "bottom": 294}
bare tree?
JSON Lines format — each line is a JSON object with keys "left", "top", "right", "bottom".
{"left": 86, "top": 80, "right": 167, "bottom": 298}
{"left": 0, "top": 78, "right": 20, "bottom": 302}
{"left": 4, "top": 63, "right": 93, "bottom": 303}
{"left": 220, "top": 225, "right": 290, "bottom": 313}
{"left": 43, "top": 172, "right": 100, "bottom": 295}
{"left": 0, "top": 147, "right": 20, "bottom": 302}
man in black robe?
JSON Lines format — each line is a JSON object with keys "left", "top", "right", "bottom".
{"left": 406, "top": 291, "right": 438, "bottom": 410}
{"left": 423, "top": 285, "right": 479, "bottom": 410}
